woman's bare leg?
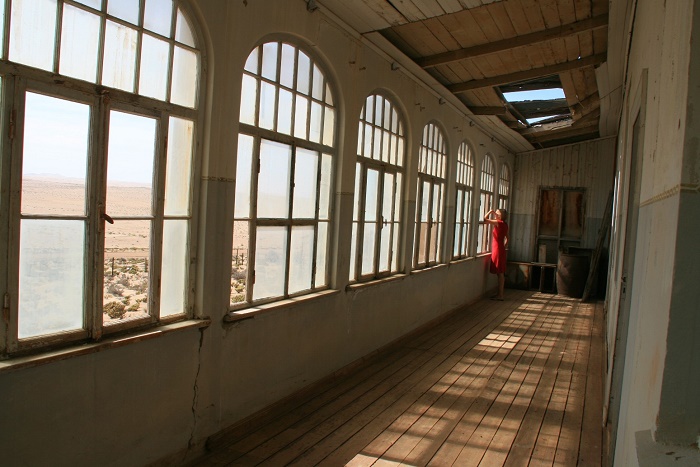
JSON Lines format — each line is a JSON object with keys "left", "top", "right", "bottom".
{"left": 497, "top": 273, "right": 505, "bottom": 299}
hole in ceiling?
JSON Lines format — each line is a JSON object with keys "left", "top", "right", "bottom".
{"left": 497, "top": 75, "right": 572, "bottom": 128}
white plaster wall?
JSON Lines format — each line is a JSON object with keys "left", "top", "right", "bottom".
{"left": 605, "top": 0, "right": 695, "bottom": 464}
{"left": 0, "top": 1, "right": 513, "bottom": 465}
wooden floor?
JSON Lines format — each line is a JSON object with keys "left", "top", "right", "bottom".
{"left": 194, "top": 290, "right": 604, "bottom": 467}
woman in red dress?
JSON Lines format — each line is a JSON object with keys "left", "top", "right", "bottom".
{"left": 484, "top": 208, "right": 509, "bottom": 300}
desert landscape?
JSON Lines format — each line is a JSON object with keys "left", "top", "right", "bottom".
{"left": 21, "top": 176, "right": 154, "bottom": 324}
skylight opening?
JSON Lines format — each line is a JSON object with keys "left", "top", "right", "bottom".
{"left": 502, "top": 88, "right": 566, "bottom": 103}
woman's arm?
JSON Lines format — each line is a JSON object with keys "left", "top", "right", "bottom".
{"left": 483, "top": 209, "right": 499, "bottom": 225}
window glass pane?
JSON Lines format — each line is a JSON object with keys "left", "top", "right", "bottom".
{"left": 323, "top": 107, "right": 335, "bottom": 147}
{"left": 106, "top": 111, "right": 156, "bottom": 217}
{"left": 394, "top": 173, "right": 402, "bottom": 222}
{"left": 379, "top": 222, "right": 390, "bottom": 272}
{"left": 139, "top": 34, "right": 169, "bottom": 100}
{"left": 102, "top": 20, "right": 138, "bottom": 92}
{"left": 361, "top": 223, "right": 376, "bottom": 276}
{"left": 231, "top": 221, "right": 249, "bottom": 305}
{"left": 22, "top": 93, "right": 89, "bottom": 216}
{"left": 103, "top": 220, "right": 151, "bottom": 326}
{"left": 253, "top": 226, "right": 287, "bottom": 300}
{"left": 9, "top": 0, "right": 57, "bottom": 71}
{"left": 0, "top": 0, "right": 5, "bottom": 59}
{"left": 75, "top": 0, "right": 101, "bottom": 8}
{"left": 234, "top": 134, "right": 254, "bottom": 218}
{"left": 258, "top": 81, "right": 276, "bottom": 131}
{"left": 164, "top": 117, "right": 193, "bottom": 216}
{"left": 309, "top": 101, "right": 322, "bottom": 143}
{"left": 160, "top": 219, "right": 187, "bottom": 317}
{"left": 175, "top": 8, "right": 195, "bottom": 47}
{"left": 18, "top": 219, "right": 84, "bottom": 338}
{"left": 383, "top": 172, "right": 394, "bottom": 223}
{"left": 107, "top": 0, "right": 140, "bottom": 25}
{"left": 60, "top": 5, "right": 100, "bottom": 82}
{"left": 312, "top": 64, "right": 323, "bottom": 100}
{"left": 293, "top": 148, "right": 318, "bottom": 219}
{"left": 363, "top": 123, "right": 372, "bottom": 158}
{"left": 280, "top": 44, "right": 295, "bottom": 89}
{"left": 391, "top": 222, "right": 399, "bottom": 271}
{"left": 318, "top": 153, "right": 332, "bottom": 220}
{"left": 349, "top": 222, "right": 358, "bottom": 281}
{"left": 353, "top": 164, "right": 361, "bottom": 222}
{"left": 315, "top": 221, "right": 328, "bottom": 287}
{"left": 258, "top": 139, "right": 291, "bottom": 218}
{"left": 365, "top": 169, "right": 378, "bottom": 222}
{"left": 144, "top": 0, "right": 173, "bottom": 36}
{"left": 277, "top": 88, "right": 293, "bottom": 135}
{"left": 244, "top": 47, "right": 259, "bottom": 74}
{"left": 261, "top": 42, "right": 278, "bottom": 81}
{"left": 296, "top": 51, "right": 310, "bottom": 95}
{"left": 171, "top": 46, "right": 198, "bottom": 108}
{"left": 324, "top": 83, "right": 333, "bottom": 105}
{"left": 239, "top": 74, "right": 257, "bottom": 125}
{"left": 289, "top": 226, "right": 314, "bottom": 294}
{"left": 294, "top": 95, "right": 308, "bottom": 139}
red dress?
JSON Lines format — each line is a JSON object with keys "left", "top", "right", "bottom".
{"left": 490, "top": 220, "right": 508, "bottom": 274}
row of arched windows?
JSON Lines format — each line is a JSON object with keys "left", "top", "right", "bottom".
{"left": 231, "top": 41, "right": 512, "bottom": 309}
{"left": 0, "top": 2, "right": 510, "bottom": 354}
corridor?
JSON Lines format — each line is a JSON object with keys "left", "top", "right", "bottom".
{"left": 193, "top": 290, "right": 604, "bottom": 466}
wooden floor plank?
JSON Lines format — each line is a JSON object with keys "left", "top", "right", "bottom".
{"left": 189, "top": 291, "right": 604, "bottom": 467}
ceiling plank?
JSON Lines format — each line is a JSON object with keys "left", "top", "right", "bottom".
{"left": 416, "top": 14, "right": 608, "bottom": 68}
{"left": 448, "top": 52, "right": 607, "bottom": 93}
{"left": 385, "top": 0, "right": 427, "bottom": 21}
{"left": 436, "top": 0, "right": 464, "bottom": 14}
{"left": 360, "top": 0, "right": 409, "bottom": 26}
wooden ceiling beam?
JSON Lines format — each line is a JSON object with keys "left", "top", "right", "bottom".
{"left": 416, "top": 14, "right": 608, "bottom": 68}
{"left": 448, "top": 53, "right": 607, "bottom": 93}
{"left": 525, "top": 124, "right": 599, "bottom": 144}
{"left": 469, "top": 106, "right": 508, "bottom": 115}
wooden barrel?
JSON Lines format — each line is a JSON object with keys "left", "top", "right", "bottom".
{"left": 556, "top": 253, "right": 590, "bottom": 298}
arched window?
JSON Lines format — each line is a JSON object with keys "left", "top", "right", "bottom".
{"left": 414, "top": 122, "right": 447, "bottom": 269}
{"left": 1, "top": 0, "right": 201, "bottom": 354}
{"left": 350, "top": 94, "right": 405, "bottom": 282}
{"left": 453, "top": 142, "right": 475, "bottom": 259}
{"left": 478, "top": 155, "right": 496, "bottom": 254}
{"left": 232, "top": 41, "right": 336, "bottom": 306}
{"left": 498, "top": 164, "right": 511, "bottom": 211}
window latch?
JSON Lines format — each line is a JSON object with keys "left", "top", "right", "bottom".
{"left": 101, "top": 212, "right": 115, "bottom": 224}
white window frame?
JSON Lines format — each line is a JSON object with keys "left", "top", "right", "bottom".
{"left": 0, "top": 1, "right": 203, "bottom": 356}
{"left": 414, "top": 122, "right": 447, "bottom": 269}
{"left": 453, "top": 141, "right": 475, "bottom": 259}
{"left": 231, "top": 40, "right": 337, "bottom": 308}
{"left": 477, "top": 154, "right": 496, "bottom": 254}
{"left": 350, "top": 93, "right": 405, "bottom": 282}
{"left": 498, "top": 163, "right": 511, "bottom": 211}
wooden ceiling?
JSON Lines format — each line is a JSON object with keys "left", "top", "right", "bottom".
{"left": 316, "top": 0, "right": 608, "bottom": 150}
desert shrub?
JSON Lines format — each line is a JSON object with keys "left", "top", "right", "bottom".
{"left": 107, "top": 283, "right": 125, "bottom": 296}
{"left": 231, "top": 295, "right": 245, "bottom": 304}
{"left": 104, "top": 301, "right": 126, "bottom": 319}
{"left": 127, "top": 303, "right": 140, "bottom": 312}
{"left": 232, "top": 268, "right": 247, "bottom": 281}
